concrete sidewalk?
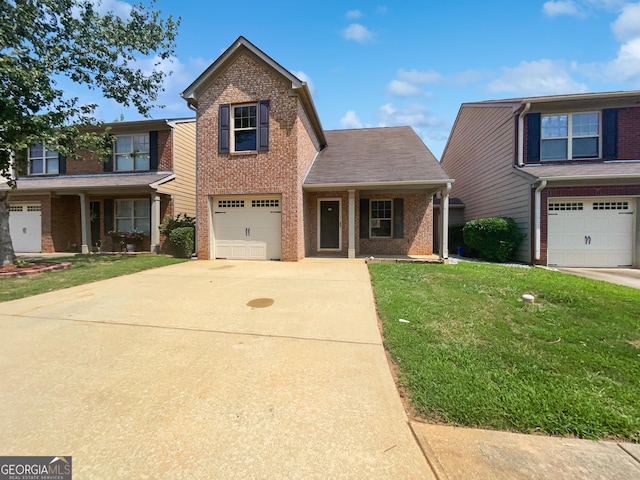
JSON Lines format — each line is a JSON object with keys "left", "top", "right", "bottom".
{"left": 0, "top": 259, "right": 433, "bottom": 479}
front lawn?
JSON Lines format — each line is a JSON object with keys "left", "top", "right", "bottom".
{"left": 369, "top": 261, "right": 640, "bottom": 442}
{"left": 0, "top": 254, "right": 187, "bottom": 302}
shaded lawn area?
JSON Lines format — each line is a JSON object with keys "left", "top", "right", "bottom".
{"left": 1, "top": 255, "right": 187, "bottom": 302}
{"left": 368, "top": 262, "right": 640, "bottom": 442}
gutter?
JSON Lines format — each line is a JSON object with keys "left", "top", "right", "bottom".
{"left": 517, "top": 102, "right": 531, "bottom": 167}
{"left": 534, "top": 180, "right": 547, "bottom": 261}
{"left": 303, "top": 179, "right": 454, "bottom": 190}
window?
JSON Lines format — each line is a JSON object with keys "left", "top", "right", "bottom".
{"left": 28, "top": 142, "right": 59, "bottom": 175}
{"left": 115, "top": 199, "right": 150, "bottom": 235}
{"left": 232, "top": 104, "right": 257, "bottom": 151}
{"left": 370, "top": 200, "right": 392, "bottom": 238}
{"left": 541, "top": 113, "right": 599, "bottom": 160}
{"left": 114, "top": 134, "right": 150, "bottom": 171}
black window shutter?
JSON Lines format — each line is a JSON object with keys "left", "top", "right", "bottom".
{"left": 393, "top": 198, "right": 404, "bottom": 239}
{"left": 258, "top": 99, "right": 270, "bottom": 151}
{"left": 219, "top": 104, "right": 230, "bottom": 153}
{"left": 526, "top": 113, "right": 541, "bottom": 162}
{"left": 149, "top": 131, "right": 159, "bottom": 170}
{"left": 602, "top": 108, "right": 618, "bottom": 159}
{"left": 104, "top": 199, "right": 114, "bottom": 233}
{"left": 359, "top": 199, "right": 369, "bottom": 239}
{"left": 103, "top": 137, "right": 114, "bottom": 172}
{"left": 58, "top": 154, "right": 66, "bottom": 174}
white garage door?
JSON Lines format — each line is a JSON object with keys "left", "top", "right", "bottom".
{"left": 212, "top": 196, "right": 282, "bottom": 260}
{"left": 547, "top": 198, "right": 634, "bottom": 267}
{"left": 9, "top": 203, "right": 42, "bottom": 253}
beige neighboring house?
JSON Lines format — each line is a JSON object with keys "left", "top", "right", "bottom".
{"left": 2, "top": 118, "right": 196, "bottom": 254}
{"left": 441, "top": 91, "right": 640, "bottom": 268}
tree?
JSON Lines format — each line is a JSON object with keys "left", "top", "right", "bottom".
{"left": 0, "top": 0, "right": 179, "bottom": 265}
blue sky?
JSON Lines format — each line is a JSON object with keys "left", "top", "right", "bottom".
{"left": 69, "top": 0, "right": 640, "bottom": 158}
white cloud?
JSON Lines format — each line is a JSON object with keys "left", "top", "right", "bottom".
{"left": 397, "top": 69, "right": 444, "bottom": 84}
{"left": 607, "top": 37, "right": 640, "bottom": 80}
{"left": 342, "top": 23, "right": 375, "bottom": 44}
{"left": 376, "top": 5, "right": 389, "bottom": 14}
{"left": 611, "top": 2, "right": 640, "bottom": 41}
{"left": 543, "top": 1, "right": 582, "bottom": 17}
{"left": 346, "top": 9, "right": 362, "bottom": 19}
{"left": 92, "top": 0, "right": 133, "bottom": 18}
{"left": 487, "top": 59, "right": 588, "bottom": 95}
{"left": 386, "top": 80, "right": 425, "bottom": 97}
{"left": 340, "top": 110, "right": 365, "bottom": 129}
{"left": 292, "top": 71, "right": 316, "bottom": 96}
{"left": 377, "top": 103, "right": 442, "bottom": 128}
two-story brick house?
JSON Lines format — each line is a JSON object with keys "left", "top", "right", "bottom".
{"left": 441, "top": 91, "right": 640, "bottom": 268}
{"left": 182, "top": 36, "right": 453, "bottom": 261}
{"left": 3, "top": 118, "right": 196, "bottom": 254}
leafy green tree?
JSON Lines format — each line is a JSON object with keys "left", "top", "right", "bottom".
{"left": 0, "top": 0, "right": 179, "bottom": 265}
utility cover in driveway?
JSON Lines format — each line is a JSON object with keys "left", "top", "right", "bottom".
{"left": 212, "top": 196, "right": 282, "bottom": 260}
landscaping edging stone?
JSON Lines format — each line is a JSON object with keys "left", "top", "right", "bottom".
{"left": 0, "top": 262, "right": 72, "bottom": 278}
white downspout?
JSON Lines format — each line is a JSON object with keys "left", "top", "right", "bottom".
{"left": 534, "top": 180, "right": 547, "bottom": 262}
{"left": 518, "top": 102, "right": 531, "bottom": 167}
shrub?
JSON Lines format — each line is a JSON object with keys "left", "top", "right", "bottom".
{"left": 168, "top": 227, "right": 194, "bottom": 258}
{"left": 463, "top": 217, "right": 525, "bottom": 262}
{"left": 160, "top": 214, "right": 196, "bottom": 257}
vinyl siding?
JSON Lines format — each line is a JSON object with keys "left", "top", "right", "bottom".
{"left": 157, "top": 120, "right": 196, "bottom": 217}
{"left": 441, "top": 105, "right": 532, "bottom": 262}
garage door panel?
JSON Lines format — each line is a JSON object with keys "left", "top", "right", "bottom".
{"left": 547, "top": 198, "right": 634, "bottom": 267}
{"left": 9, "top": 204, "right": 42, "bottom": 253}
{"left": 212, "top": 196, "right": 281, "bottom": 260}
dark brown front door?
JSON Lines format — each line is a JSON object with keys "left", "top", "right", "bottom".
{"left": 319, "top": 200, "right": 340, "bottom": 249}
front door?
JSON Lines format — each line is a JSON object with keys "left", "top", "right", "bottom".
{"left": 319, "top": 200, "right": 341, "bottom": 250}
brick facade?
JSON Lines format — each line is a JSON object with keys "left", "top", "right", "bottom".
{"left": 194, "top": 51, "right": 321, "bottom": 261}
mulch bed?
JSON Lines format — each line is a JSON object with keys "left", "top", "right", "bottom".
{"left": 0, "top": 261, "right": 72, "bottom": 278}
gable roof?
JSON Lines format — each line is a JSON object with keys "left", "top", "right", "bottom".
{"left": 181, "top": 36, "right": 325, "bottom": 146}
{"left": 304, "top": 126, "right": 453, "bottom": 189}
{"left": 463, "top": 90, "right": 640, "bottom": 110}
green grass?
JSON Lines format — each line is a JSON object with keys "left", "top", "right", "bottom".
{"left": 368, "top": 261, "right": 640, "bottom": 442}
{"left": 1, "top": 255, "right": 187, "bottom": 302}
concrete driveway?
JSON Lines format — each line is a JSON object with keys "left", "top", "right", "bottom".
{"left": 558, "top": 267, "right": 640, "bottom": 289}
{"left": 0, "top": 259, "right": 433, "bottom": 479}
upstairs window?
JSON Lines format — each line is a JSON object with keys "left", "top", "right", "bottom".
{"left": 541, "top": 113, "right": 599, "bottom": 161}
{"left": 28, "top": 142, "right": 59, "bottom": 175}
{"left": 114, "top": 134, "right": 150, "bottom": 171}
{"left": 233, "top": 104, "right": 257, "bottom": 151}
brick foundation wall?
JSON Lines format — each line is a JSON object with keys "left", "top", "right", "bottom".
{"left": 538, "top": 184, "right": 640, "bottom": 264}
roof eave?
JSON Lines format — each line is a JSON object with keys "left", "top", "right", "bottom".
{"left": 303, "top": 179, "right": 454, "bottom": 190}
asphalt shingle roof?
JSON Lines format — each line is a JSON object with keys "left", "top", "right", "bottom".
{"left": 517, "top": 161, "right": 640, "bottom": 181}
{"left": 304, "top": 126, "right": 451, "bottom": 186}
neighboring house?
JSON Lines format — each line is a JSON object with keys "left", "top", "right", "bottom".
{"left": 441, "top": 91, "right": 640, "bottom": 268}
{"left": 181, "top": 36, "right": 453, "bottom": 261}
{"left": 2, "top": 118, "right": 196, "bottom": 253}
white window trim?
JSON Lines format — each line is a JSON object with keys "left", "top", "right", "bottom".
{"left": 369, "top": 199, "right": 393, "bottom": 239}
{"left": 115, "top": 198, "right": 150, "bottom": 235}
{"left": 541, "top": 112, "right": 601, "bottom": 161}
{"left": 114, "top": 133, "right": 150, "bottom": 171}
{"left": 28, "top": 142, "right": 59, "bottom": 175}
{"left": 231, "top": 103, "right": 258, "bottom": 153}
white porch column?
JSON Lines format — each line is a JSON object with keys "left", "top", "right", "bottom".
{"left": 79, "top": 193, "right": 90, "bottom": 254}
{"left": 439, "top": 184, "right": 451, "bottom": 262}
{"left": 348, "top": 189, "right": 356, "bottom": 259}
{"left": 151, "top": 193, "right": 161, "bottom": 253}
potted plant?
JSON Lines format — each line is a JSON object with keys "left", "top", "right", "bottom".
{"left": 108, "top": 229, "right": 145, "bottom": 252}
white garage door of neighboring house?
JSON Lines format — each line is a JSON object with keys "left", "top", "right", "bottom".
{"left": 212, "top": 196, "right": 282, "bottom": 260}
{"left": 547, "top": 198, "right": 634, "bottom": 267}
{"left": 9, "top": 203, "right": 42, "bottom": 253}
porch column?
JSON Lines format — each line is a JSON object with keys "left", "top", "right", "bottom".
{"left": 439, "top": 184, "right": 451, "bottom": 262}
{"left": 79, "top": 193, "right": 90, "bottom": 254}
{"left": 151, "top": 193, "right": 161, "bottom": 253}
{"left": 348, "top": 190, "right": 356, "bottom": 259}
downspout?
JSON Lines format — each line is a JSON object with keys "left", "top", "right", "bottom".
{"left": 517, "top": 102, "right": 531, "bottom": 166}
{"left": 534, "top": 180, "right": 547, "bottom": 262}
